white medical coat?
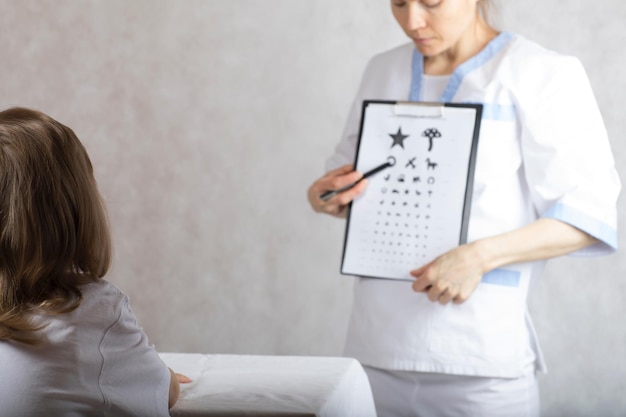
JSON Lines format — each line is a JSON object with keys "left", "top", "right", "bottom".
{"left": 327, "top": 32, "right": 620, "bottom": 378}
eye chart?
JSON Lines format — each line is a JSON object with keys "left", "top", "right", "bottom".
{"left": 340, "top": 101, "right": 482, "bottom": 281}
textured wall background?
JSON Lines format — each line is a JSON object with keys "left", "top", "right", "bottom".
{"left": 1, "top": 1, "right": 624, "bottom": 415}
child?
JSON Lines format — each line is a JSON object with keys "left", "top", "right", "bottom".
{"left": 0, "top": 107, "right": 186, "bottom": 416}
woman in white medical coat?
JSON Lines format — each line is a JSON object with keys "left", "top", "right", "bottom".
{"left": 307, "top": 1, "right": 620, "bottom": 416}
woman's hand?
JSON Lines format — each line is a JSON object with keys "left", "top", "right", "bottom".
{"left": 307, "top": 164, "right": 368, "bottom": 218}
{"left": 410, "top": 242, "right": 486, "bottom": 305}
{"left": 410, "top": 218, "right": 598, "bottom": 305}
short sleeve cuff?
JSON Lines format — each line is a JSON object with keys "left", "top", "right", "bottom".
{"left": 542, "top": 203, "right": 618, "bottom": 256}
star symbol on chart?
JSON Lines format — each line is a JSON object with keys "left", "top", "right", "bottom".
{"left": 389, "top": 127, "right": 409, "bottom": 149}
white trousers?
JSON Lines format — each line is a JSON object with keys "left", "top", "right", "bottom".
{"left": 364, "top": 366, "right": 540, "bottom": 417}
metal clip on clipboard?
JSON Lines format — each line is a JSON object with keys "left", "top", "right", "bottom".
{"left": 393, "top": 102, "right": 444, "bottom": 118}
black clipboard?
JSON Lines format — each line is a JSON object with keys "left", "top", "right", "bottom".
{"left": 340, "top": 100, "right": 483, "bottom": 281}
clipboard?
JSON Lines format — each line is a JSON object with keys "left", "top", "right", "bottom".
{"left": 340, "top": 100, "right": 483, "bottom": 281}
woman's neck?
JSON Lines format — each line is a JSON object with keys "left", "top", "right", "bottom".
{"left": 424, "top": 19, "right": 498, "bottom": 76}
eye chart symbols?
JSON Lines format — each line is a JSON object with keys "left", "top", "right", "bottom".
{"left": 389, "top": 127, "right": 410, "bottom": 149}
{"left": 340, "top": 101, "right": 482, "bottom": 281}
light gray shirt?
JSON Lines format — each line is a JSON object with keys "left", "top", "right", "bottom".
{"left": 0, "top": 280, "right": 171, "bottom": 417}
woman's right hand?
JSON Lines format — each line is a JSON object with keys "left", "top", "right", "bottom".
{"left": 307, "top": 164, "right": 368, "bottom": 218}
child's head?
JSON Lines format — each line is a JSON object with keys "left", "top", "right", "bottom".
{"left": 0, "top": 107, "right": 111, "bottom": 342}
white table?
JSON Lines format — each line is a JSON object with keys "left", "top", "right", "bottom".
{"left": 159, "top": 353, "right": 377, "bottom": 417}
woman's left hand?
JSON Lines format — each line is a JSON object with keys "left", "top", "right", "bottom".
{"left": 410, "top": 218, "right": 599, "bottom": 305}
{"left": 410, "top": 243, "right": 486, "bottom": 305}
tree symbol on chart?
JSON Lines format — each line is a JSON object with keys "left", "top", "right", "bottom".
{"left": 421, "top": 128, "right": 441, "bottom": 152}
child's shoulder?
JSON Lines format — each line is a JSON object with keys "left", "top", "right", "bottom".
{"left": 80, "top": 279, "right": 125, "bottom": 298}
{"left": 78, "top": 279, "right": 130, "bottom": 313}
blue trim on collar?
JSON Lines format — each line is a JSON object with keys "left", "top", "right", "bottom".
{"left": 440, "top": 32, "right": 514, "bottom": 101}
{"left": 409, "top": 51, "right": 424, "bottom": 101}
{"left": 410, "top": 32, "right": 515, "bottom": 102}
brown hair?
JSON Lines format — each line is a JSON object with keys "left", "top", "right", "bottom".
{"left": 0, "top": 107, "right": 111, "bottom": 343}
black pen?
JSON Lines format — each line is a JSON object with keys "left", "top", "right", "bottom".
{"left": 320, "top": 156, "right": 396, "bottom": 202}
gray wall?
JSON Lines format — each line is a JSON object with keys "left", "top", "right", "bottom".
{"left": 1, "top": 1, "right": 625, "bottom": 415}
